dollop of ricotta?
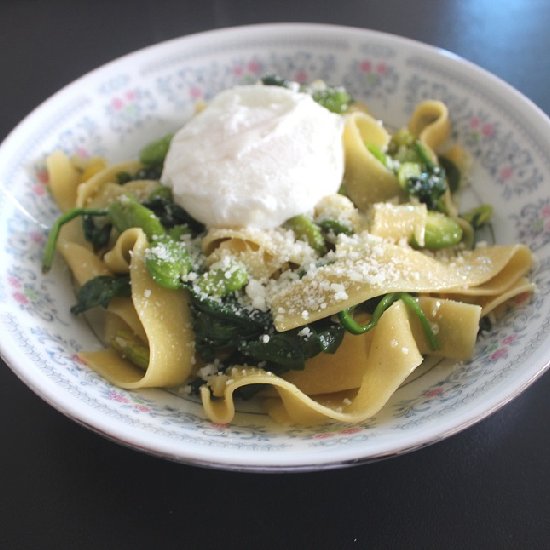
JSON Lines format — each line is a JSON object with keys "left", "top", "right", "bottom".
{"left": 161, "top": 85, "right": 344, "bottom": 229}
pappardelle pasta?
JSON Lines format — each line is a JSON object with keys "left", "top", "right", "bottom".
{"left": 42, "top": 78, "right": 534, "bottom": 425}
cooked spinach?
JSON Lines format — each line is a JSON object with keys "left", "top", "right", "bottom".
{"left": 260, "top": 74, "right": 293, "bottom": 88}
{"left": 405, "top": 165, "right": 447, "bottom": 211}
{"left": 141, "top": 196, "right": 205, "bottom": 235}
{"left": 438, "top": 156, "right": 460, "bottom": 193}
{"left": 238, "top": 319, "right": 344, "bottom": 371}
{"left": 70, "top": 275, "right": 131, "bottom": 315}
{"left": 188, "top": 290, "right": 271, "bottom": 361}
{"left": 187, "top": 288, "right": 344, "bottom": 372}
{"left": 82, "top": 215, "right": 112, "bottom": 251}
{"left": 116, "top": 165, "right": 163, "bottom": 184}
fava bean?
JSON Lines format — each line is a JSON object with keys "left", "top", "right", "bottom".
{"left": 107, "top": 196, "right": 164, "bottom": 239}
{"left": 285, "top": 215, "right": 327, "bottom": 255}
{"left": 194, "top": 265, "right": 248, "bottom": 297}
{"left": 145, "top": 236, "right": 192, "bottom": 290}
{"left": 110, "top": 330, "right": 150, "bottom": 370}
{"left": 139, "top": 133, "right": 173, "bottom": 166}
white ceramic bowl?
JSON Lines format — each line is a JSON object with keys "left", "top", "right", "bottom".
{"left": 1, "top": 24, "right": 549, "bottom": 471}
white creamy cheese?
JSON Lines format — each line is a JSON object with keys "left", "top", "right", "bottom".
{"left": 162, "top": 85, "right": 344, "bottom": 229}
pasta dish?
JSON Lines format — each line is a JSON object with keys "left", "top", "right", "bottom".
{"left": 41, "top": 78, "right": 534, "bottom": 425}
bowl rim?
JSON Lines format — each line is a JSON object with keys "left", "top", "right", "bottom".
{"left": 1, "top": 22, "right": 549, "bottom": 472}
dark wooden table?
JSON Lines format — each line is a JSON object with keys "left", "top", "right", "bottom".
{"left": 1, "top": 1, "right": 549, "bottom": 548}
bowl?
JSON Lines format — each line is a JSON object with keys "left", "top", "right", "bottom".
{"left": 1, "top": 23, "right": 549, "bottom": 471}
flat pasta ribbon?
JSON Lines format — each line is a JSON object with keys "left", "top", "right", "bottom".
{"left": 408, "top": 100, "right": 451, "bottom": 153}
{"left": 271, "top": 233, "right": 533, "bottom": 331}
{"left": 369, "top": 202, "right": 428, "bottom": 245}
{"left": 283, "top": 297, "right": 481, "bottom": 397}
{"left": 75, "top": 160, "right": 142, "bottom": 207}
{"left": 79, "top": 228, "right": 195, "bottom": 388}
{"left": 342, "top": 111, "right": 402, "bottom": 210}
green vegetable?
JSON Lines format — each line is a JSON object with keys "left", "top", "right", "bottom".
{"left": 260, "top": 75, "right": 293, "bottom": 88}
{"left": 166, "top": 224, "right": 192, "bottom": 241}
{"left": 70, "top": 275, "right": 131, "bottom": 315}
{"left": 285, "top": 215, "right": 327, "bottom": 255}
{"left": 139, "top": 133, "right": 173, "bottom": 167}
{"left": 339, "top": 292, "right": 439, "bottom": 350}
{"left": 398, "top": 293, "right": 440, "bottom": 351}
{"left": 145, "top": 236, "right": 192, "bottom": 290}
{"left": 438, "top": 156, "right": 461, "bottom": 193}
{"left": 188, "top": 291, "right": 272, "bottom": 362}
{"left": 397, "top": 162, "right": 422, "bottom": 188}
{"left": 116, "top": 171, "right": 133, "bottom": 184}
{"left": 107, "top": 196, "right": 165, "bottom": 239}
{"left": 42, "top": 207, "right": 108, "bottom": 273}
{"left": 462, "top": 204, "right": 493, "bottom": 230}
{"left": 312, "top": 88, "right": 352, "bottom": 114}
{"left": 367, "top": 144, "right": 388, "bottom": 167}
{"left": 187, "top": 289, "right": 344, "bottom": 372}
{"left": 238, "top": 319, "right": 344, "bottom": 371}
{"left": 318, "top": 219, "right": 353, "bottom": 237}
{"left": 259, "top": 75, "right": 353, "bottom": 114}
{"left": 82, "top": 215, "right": 112, "bottom": 251}
{"left": 388, "top": 128, "right": 415, "bottom": 150}
{"left": 418, "top": 212, "right": 463, "bottom": 250}
{"left": 141, "top": 195, "right": 205, "bottom": 235}
{"left": 406, "top": 165, "right": 447, "bottom": 211}
{"left": 194, "top": 265, "right": 249, "bottom": 297}
{"left": 109, "top": 330, "right": 150, "bottom": 369}
{"left": 116, "top": 165, "right": 163, "bottom": 184}
{"left": 414, "top": 141, "right": 435, "bottom": 169}
{"left": 147, "top": 186, "right": 173, "bottom": 201}
{"left": 339, "top": 293, "right": 401, "bottom": 335}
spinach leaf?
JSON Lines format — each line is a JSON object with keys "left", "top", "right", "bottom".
{"left": 260, "top": 74, "right": 293, "bottom": 88}
{"left": 82, "top": 215, "right": 112, "bottom": 251}
{"left": 116, "top": 165, "right": 163, "bottom": 184}
{"left": 188, "top": 291, "right": 271, "bottom": 361}
{"left": 187, "top": 288, "right": 344, "bottom": 372}
{"left": 238, "top": 319, "right": 344, "bottom": 371}
{"left": 142, "top": 196, "right": 205, "bottom": 235}
{"left": 70, "top": 275, "right": 131, "bottom": 315}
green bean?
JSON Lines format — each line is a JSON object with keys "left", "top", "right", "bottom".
{"left": 110, "top": 330, "right": 150, "bottom": 370}
{"left": 410, "top": 212, "right": 463, "bottom": 250}
{"left": 145, "top": 236, "right": 192, "bottom": 290}
{"left": 339, "top": 292, "right": 439, "bottom": 350}
{"left": 398, "top": 293, "right": 440, "bottom": 350}
{"left": 147, "top": 185, "right": 173, "bottom": 201}
{"left": 42, "top": 207, "right": 107, "bottom": 273}
{"left": 107, "top": 196, "right": 164, "bottom": 239}
{"left": 285, "top": 215, "right": 327, "bottom": 255}
{"left": 139, "top": 133, "right": 173, "bottom": 166}
{"left": 194, "top": 265, "right": 248, "bottom": 297}
{"left": 339, "top": 293, "right": 401, "bottom": 335}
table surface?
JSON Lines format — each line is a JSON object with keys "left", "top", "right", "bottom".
{"left": 1, "top": 1, "right": 549, "bottom": 548}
